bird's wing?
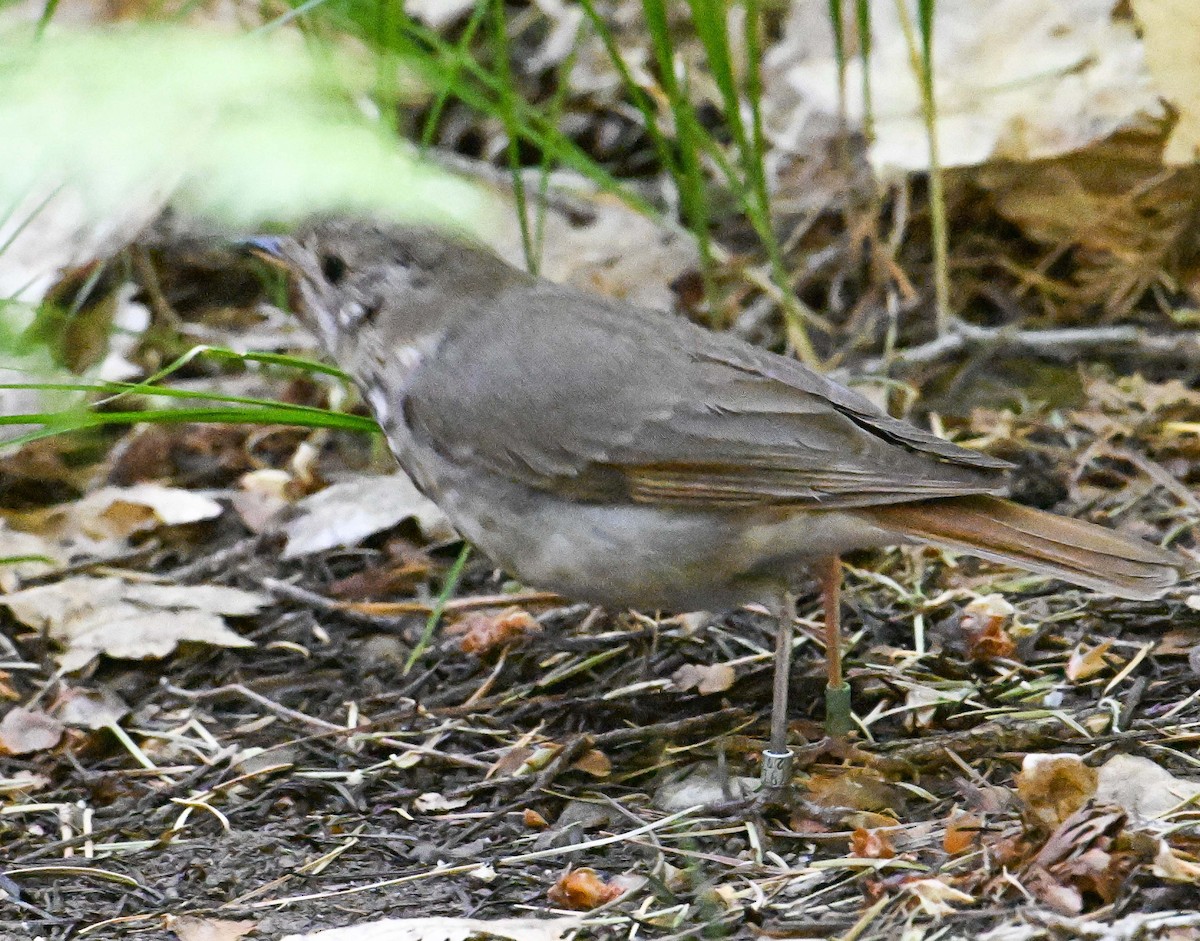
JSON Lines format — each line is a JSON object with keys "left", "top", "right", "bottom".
{"left": 403, "top": 286, "right": 1011, "bottom": 509}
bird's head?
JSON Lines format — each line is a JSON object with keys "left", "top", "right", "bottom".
{"left": 244, "top": 218, "right": 529, "bottom": 374}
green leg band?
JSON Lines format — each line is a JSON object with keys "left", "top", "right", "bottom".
{"left": 825, "top": 681, "right": 853, "bottom": 737}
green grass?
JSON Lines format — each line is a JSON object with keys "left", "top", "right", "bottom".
{"left": 5, "top": 0, "right": 955, "bottom": 453}
{"left": 277, "top": 0, "right": 823, "bottom": 359}
{"left": 0, "top": 347, "right": 378, "bottom": 452}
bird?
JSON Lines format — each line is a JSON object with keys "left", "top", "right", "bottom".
{"left": 245, "top": 218, "right": 1196, "bottom": 789}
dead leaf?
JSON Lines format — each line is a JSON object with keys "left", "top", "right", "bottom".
{"left": 546, "top": 867, "right": 623, "bottom": 910}
{"left": 960, "top": 594, "right": 1017, "bottom": 662}
{"left": 806, "top": 768, "right": 905, "bottom": 815}
{"left": 455, "top": 607, "right": 541, "bottom": 655}
{"left": 1066, "top": 640, "right": 1115, "bottom": 683}
{"left": 412, "top": 792, "right": 470, "bottom": 814}
{"left": 1095, "top": 753, "right": 1200, "bottom": 820}
{"left": 282, "top": 473, "right": 453, "bottom": 558}
{"left": 0, "top": 707, "right": 64, "bottom": 755}
{"left": 51, "top": 687, "right": 128, "bottom": 730}
{"left": 488, "top": 745, "right": 538, "bottom": 779}
{"left": 850, "top": 827, "right": 896, "bottom": 859}
{"left": 570, "top": 749, "right": 612, "bottom": 778}
{"left": 1025, "top": 802, "right": 1130, "bottom": 913}
{"left": 486, "top": 188, "right": 699, "bottom": 314}
{"left": 170, "top": 916, "right": 256, "bottom": 941}
{"left": 329, "top": 540, "right": 435, "bottom": 599}
{"left": 231, "top": 468, "right": 295, "bottom": 534}
{"left": 671, "top": 662, "right": 735, "bottom": 694}
{"left": 0, "top": 576, "right": 261, "bottom": 671}
{"left": 770, "top": 0, "right": 1163, "bottom": 175}
{"left": 0, "top": 524, "right": 64, "bottom": 590}
{"left": 0, "top": 770, "right": 49, "bottom": 796}
{"left": 944, "top": 813, "right": 983, "bottom": 855}
{"left": 1131, "top": 0, "right": 1200, "bottom": 164}
{"left": 653, "top": 764, "right": 755, "bottom": 811}
{"left": 902, "top": 682, "right": 974, "bottom": 730}
{"left": 19, "top": 484, "right": 224, "bottom": 546}
{"left": 904, "top": 877, "right": 976, "bottom": 917}
{"left": 1016, "top": 754, "right": 1099, "bottom": 829}
{"left": 1152, "top": 840, "right": 1200, "bottom": 883}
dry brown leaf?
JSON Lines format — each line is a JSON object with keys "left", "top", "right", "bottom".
{"left": 671, "top": 662, "right": 735, "bottom": 694}
{"left": 904, "top": 877, "right": 976, "bottom": 917}
{"left": 170, "top": 916, "right": 256, "bottom": 941}
{"left": 570, "top": 748, "right": 612, "bottom": 779}
{"left": 1025, "top": 803, "right": 1130, "bottom": 913}
{"left": 546, "top": 867, "right": 623, "bottom": 910}
{"left": 960, "top": 594, "right": 1017, "bottom": 662}
{"left": 329, "top": 541, "right": 435, "bottom": 599}
{"left": 1152, "top": 840, "right": 1200, "bottom": 883}
{"left": 806, "top": 769, "right": 904, "bottom": 815}
{"left": 1017, "top": 754, "right": 1099, "bottom": 829}
{"left": 944, "top": 813, "right": 983, "bottom": 855}
{"left": 850, "top": 827, "right": 896, "bottom": 859}
{"left": 0, "top": 576, "right": 261, "bottom": 671}
{"left": 17, "top": 484, "right": 224, "bottom": 547}
{"left": 456, "top": 607, "right": 541, "bottom": 655}
{"left": 1153, "top": 627, "right": 1200, "bottom": 658}
{"left": 1066, "top": 640, "right": 1116, "bottom": 683}
{"left": 0, "top": 707, "right": 64, "bottom": 755}
{"left": 488, "top": 744, "right": 538, "bottom": 779}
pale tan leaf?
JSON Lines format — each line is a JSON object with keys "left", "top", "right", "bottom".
{"left": 0, "top": 576, "right": 261, "bottom": 671}
{"left": 1096, "top": 754, "right": 1200, "bottom": 820}
{"left": 0, "top": 707, "right": 64, "bottom": 755}
{"left": 1130, "top": 0, "right": 1200, "bottom": 164}
{"left": 282, "top": 473, "right": 453, "bottom": 558}
{"left": 671, "top": 662, "right": 735, "bottom": 694}
{"left": 171, "top": 916, "right": 256, "bottom": 941}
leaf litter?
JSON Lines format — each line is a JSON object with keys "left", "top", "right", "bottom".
{"left": 3, "top": 3, "right": 1200, "bottom": 941}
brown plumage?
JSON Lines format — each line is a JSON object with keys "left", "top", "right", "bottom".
{"left": 248, "top": 219, "right": 1196, "bottom": 784}
{"left": 867, "top": 495, "right": 1194, "bottom": 601}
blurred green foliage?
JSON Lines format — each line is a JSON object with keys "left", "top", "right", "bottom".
{"left": 0, "top": 25, "right": 490, "bottom": 230}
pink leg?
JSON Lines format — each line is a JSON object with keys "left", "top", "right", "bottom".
{"left": 817, "top": 556, "right": 853, "bottom": 736}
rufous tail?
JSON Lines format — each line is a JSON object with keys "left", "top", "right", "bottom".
{"left": 865, "top": 494, "right": 1196, "bottom": 601}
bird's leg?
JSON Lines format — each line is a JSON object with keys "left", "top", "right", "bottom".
{"left": 760, "top": 590, "right": 796, "bottom": 791}
{"left": 818, "top": 556, "right": 853, "bottom": 737}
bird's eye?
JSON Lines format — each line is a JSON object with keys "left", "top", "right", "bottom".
{"left": 320, "top": 253, "right": 348, "bottom": 285}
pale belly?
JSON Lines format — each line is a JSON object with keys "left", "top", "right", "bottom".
{"left": 397, "top": 435, "right": 904, "bottom": 611}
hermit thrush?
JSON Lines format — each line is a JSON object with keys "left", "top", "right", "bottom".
{"left": 247, "top": 220, "right": 1196, "bottom": 788}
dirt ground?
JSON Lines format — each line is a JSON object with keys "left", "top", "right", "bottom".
{"left": 4, "top": 5, "right": 1200, "bottom": 938}
{"left": 4, "top": 396, "right": 1200, "bottom": 940}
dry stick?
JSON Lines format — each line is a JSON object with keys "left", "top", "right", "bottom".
{"left": 852, "top": 320, "right": 1200, "bottom": 377}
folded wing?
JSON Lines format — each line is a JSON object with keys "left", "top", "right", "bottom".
{"left": 404, "top": 285, "right": 1011, "bottom": 509}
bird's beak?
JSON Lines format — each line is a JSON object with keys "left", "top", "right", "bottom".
{"left": 238, "top": 236, "right": 291, "bottom": 270}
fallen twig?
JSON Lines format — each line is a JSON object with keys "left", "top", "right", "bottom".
{"left": 852, "top": 320, "right": 1200, "bottom": 376}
